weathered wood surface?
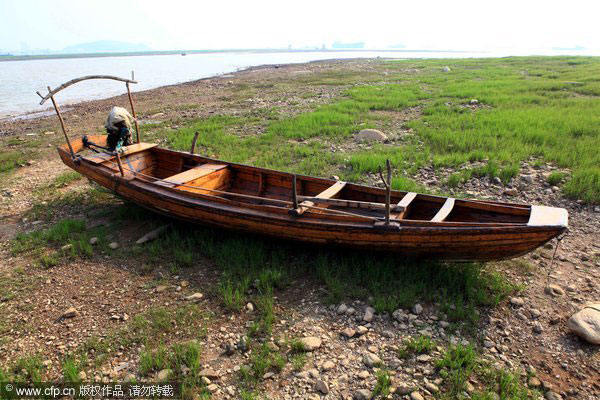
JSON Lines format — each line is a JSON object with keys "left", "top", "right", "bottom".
{"left": 38, "top": 75, "right": 137, "bottom": 105}
{"left": 57, "top": 138, "right": 568, "bottom": 261}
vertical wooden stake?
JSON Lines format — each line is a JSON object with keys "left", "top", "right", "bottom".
{"left": 126, "top": 81, "right": 141, "bottom": 144}
{"left": 49, "top": 93, "right": 75, "bottom": 159}
{"left": 385, "top": 159, "right": 392, "bottom": 226}
{"left": 115, "top": 152, "right": 125, "bottom": 177}
{"left": 190, "top": 131, "right": 200, "bottom": 154}
{"left": 291, "top": 175, "right": 299, "bottom": 209}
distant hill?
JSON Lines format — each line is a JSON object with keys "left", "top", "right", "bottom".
{"left": 61, "top": 40, "right": 152, "bottom": 54}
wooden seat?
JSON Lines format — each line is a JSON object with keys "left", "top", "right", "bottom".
{"left": 431, "top": 198, "right": 455, "bottom": 222}
{"left": 83, "top": 143, "right": 157, "bottom": 164}
{"left": 154, "top": 163, "right": 228, "bottom": 188}
{"left": 293, "top": 181, "right": 346, "bottom": 216}
{"left": 393, "top": 192, "right": 417, "bottom": 220}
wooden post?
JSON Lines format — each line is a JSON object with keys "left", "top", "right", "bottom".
{"left": 115, "top": 152, "right": 125, "bottom": 177}
{"left": 291, "top": 175, "right": 299, "bottom": 209}
{"left": 49, "top": 92, "right": 75, "bottom": 159}
{"left": 378, "top": 159, "right": 392, "bottom": 226}
{"left": 385, "top": 159, "right": 392, "bottom": 226}
{"left": 126, "top": 81, "right": 141, "bottom": 144}
{"left": 190, "top": 131, "right": 200, "bottom": 154}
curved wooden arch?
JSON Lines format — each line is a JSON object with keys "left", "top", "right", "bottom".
{"left": 37, "top": 75, "right": 138, "bottom": 105}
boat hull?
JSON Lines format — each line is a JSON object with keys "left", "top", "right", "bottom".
{"left": 58, "top": 146, "right": 566, "bottom": 262}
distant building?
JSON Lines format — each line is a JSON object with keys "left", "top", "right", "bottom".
{"left": 332, "top": 41, "right": 365, "bottom": 49}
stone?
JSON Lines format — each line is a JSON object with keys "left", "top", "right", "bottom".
{"left": 315, "top": 380, "right": 329, "bottom": 394}
{"left": 533, "top": 322, "right": 543, "bottom": 334}
{"left": 337, "top": 304, "right": 348, "bottom": 314}
{"left": 545, "top": 285, "right": 565, "bottom": 297}
{"left": 199, "top": 369, "right": 221, "bottom": 380}
{"left": 412, "top": 303, "right": 423, "bottom": 314}
{"left": 504, "top": 188, "right": 518, "bottom": 196}
{"left": 157, "top": 369, "right": 171, "bottom": 380}
{"left": 353, "top": 389, "right": 372, "bottom": 400}
{"left": 89, "top": 237, "right": 98, "bottom": 245}
{"left": 77, "top": 370, "right": 87, "bottom": 380}
{"left": 109, "top": 242, "right": 119, "bottom": 250}
{"left": 397, "top": 385, "right": 412, "bottom": 395}
{"left": 363, "top": 352, "right": 382, "bottom": 368}
{"left": 322, "top": 361, "right": 335, "bottom": 371}
{"left": 357, "top": 370, "right": 370, "bottom": 379}
{"left": 61, "top": 244, "right": 73, "bottom": 251}
{"left": 155, "top": 285, "right": 168, "bottom": 293}
{"left": 442, "top": 66, "right": 451, "bottom": 72}
{"left": 300, "top": 336, "right": 322, "bottom": 351}
{"left": 416, "top": 354, "right": 432, "bottom": 362}
{"left": 262, "top": 372, "right": 274, "bottom": 379}
{"left": 528, "top": 376, "right": 541, "bottom": 388}
{"left": 363, "top": 306, "right": 375, "bottom": 322}
{"left": 185, "top": 292, "right": 203, "bottom": 301}
{"left": 425, "top": 382, "right": 439, "bottom": 393}
{"left": 61, "top": 307, "right": 78, "bottom": 319}
{"left": 410, "top": 392, "right": 425, "bottom": 400}
{"left": 356, "top": 326, "right": 368, "bottom": 335}
{"left": 345, "top": 307, "right": 356, "bottom": 316}
{"left": 521, "top": 174, "right": 534, "bottom": 184}
{"left": 469, "top": 99, "right": 479, "bottom": 105}
{"left": 355, "top": 129, "right": 388, "bottom": 142}
{"left": 567, "top": 303, "right": 600, "bottom": 344}
{"left": 509, "top": 297, "right": 525, "bottom": 307}
{"left": 340, "top": 328, "right": 356, "bottom": 338}
{"left": 483, "top": 340, "right": 494, "bottom": 348}
{"left": 530, "top": 308, "right": 542, "bottom": 319}
{"left": 382, "top": 330, "right": 394, "bottom": 338}
{"left": 207, "top": 384, "right": 218, "bottom": 393}
{"left": 545, "top": 391, "right": 562, "bottom": 400}
{"left": 392, "top": 309, "right": 408, "bottom": 322}
{"left": 246, "top": 302, "right": 254, "bottom": 312}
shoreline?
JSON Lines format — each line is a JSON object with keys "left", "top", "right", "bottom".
{"left": 0, "top": 58, "right": 384, "bottom": 122}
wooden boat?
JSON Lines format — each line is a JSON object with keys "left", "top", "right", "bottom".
{"left": 40, "top": 75, "right": 568, "bottom": 261}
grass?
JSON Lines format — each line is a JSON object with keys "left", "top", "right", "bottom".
{"left": 11, "top": 218, "right": 105, "bottom": 267}
{"left": 398, "top": 335, "right": 435, "bottom": 359}
{"left": 547, "top": 171, "right": 568, "bottom": 186}
{"left": 372, "top": 369, "right": 393, "bottom": 398}
{"left": 436, "top": 344, "right": 478, "bottom": 396}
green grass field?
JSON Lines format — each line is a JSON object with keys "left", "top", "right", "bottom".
{"left": 160, "top": 56, "right": 600, "bottom": 203}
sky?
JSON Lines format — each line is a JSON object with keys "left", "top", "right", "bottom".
{"left": 1, "top": 0, "right": 599, "bottom": 54}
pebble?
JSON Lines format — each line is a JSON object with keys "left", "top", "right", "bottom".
{"left": 533, "top": 322, "right": 543, "bottom": 334}
{"left": 185, "top": 292, "right": 203, "bottom": 301}
{"left": 341, "top": 328, "right": 356, "bottom": 338}
{"left": 246, "top": 302, "right": 254, "bottom": 312}
{"left": 108, "top": 242, "right": 119, "bottom": 249}
{"left": 545, "top": 391, "right": 563, "bottom": 400}
{"left": 545, "top": 285, "right": 565, "bottom": 297}
{"left": 412, "top": 303, "right": 423, "bottom": 314}
{"left": 425, "top": 382, "right": 439, "bottom": 393}
{"left": 509, "top": 297, "right": 525, "bottom": 307}
{"left": 155, "top": 285, "right": 167, "bottom": 293}
{"left": 300, "top": 336, "right": 322, "bottom": 351}
{"left": 355, "top": 129, "right": 388, "bottom": 143}
{"left": 356, "top": 326, "right": 368, "bottom": 335}
{"left": 322, "top": 361, "right": 335, "bottom": 371}
{"left": 353, "top": 389, "right": 373, "bottom": 400}
{"left": 337, "top": 304, "right": 348, "bottom": 314}
{"left": 357, "top": 370, "right": 370, "bottom": 379}
{"left": 345, "top": 307, "right": 356, "bottom": 316}
{"left": 315, "top": 380, "right": 329, "bottom": 394}
{"left": 363, "top": 352, "right": 381, "bottom": 368}
{"left": 410, "top": 392, "right": 425, "bottom": 400}
{"left": 567, "top": 303, "right": 600, "bottom": 344}
{"left": 61, "top": 307, "right": 78, "bottom": 319}
{"left": 363, "top": 306, "right": 375, "bottom": 322}
{"left": 156, "top": 369, "right": 171, "bottom": 380}
{"left": 504, "top": 188, "right": 518, "bottom": 196}
{"left": 89, "top": 237, "right": 98, "bottom": 245}
{"left": 78, "top": 371, "right": 87, "bottom": 380}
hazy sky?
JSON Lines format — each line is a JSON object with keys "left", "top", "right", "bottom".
{"left": 1, "top": 0, "right": 598, "bottom": 53}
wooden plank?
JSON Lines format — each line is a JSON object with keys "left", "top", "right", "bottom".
{"left": 393, "top": 192, "right": 417, "bottom": 220}
{"left": 431, "top": 198, "right": 455, "bottom": 222}
{"left": 154, "top": 164, "right": 227, "bottom": 187}
{"left": 292, "top": 181, "right": 346, "bottom": 216}
{"left": 83, "top": 143, "right": 157, "bottom": 165}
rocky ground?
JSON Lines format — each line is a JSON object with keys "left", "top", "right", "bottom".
{"left": 0, "top": 59, "right": 598, "bottom": 399}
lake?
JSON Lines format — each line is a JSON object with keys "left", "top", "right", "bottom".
{"left": 0, "top": 49, "right": 587, "bottom": 118}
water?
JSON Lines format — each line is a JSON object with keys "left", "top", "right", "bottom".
{"left": 0, "top": 49, "right": 588, "bottom": 118}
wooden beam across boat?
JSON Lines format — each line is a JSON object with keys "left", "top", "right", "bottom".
{"left": 291, "top": 181, "right": 347, "bottom": 216}
{"left": 431, "top": 198, "right": 455, "bottom": 222}
{"left": 393, "top": 192, "right": 417, "bottom": 220}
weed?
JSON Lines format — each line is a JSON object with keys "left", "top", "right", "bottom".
{"left": 437, "top": 344, "right": 478, "bottom": 396}
{"left": 398, "top": 335, "right": 435, "bottom": 359}
{"left": 372, "top": 369, "right": 393, "bottom": 398}
{"left": 547, "top": 171, "right": 568, "bottom": 186}
{"left": 62, "top": 358, "right": 82, "bottom": 382}
{"left": 12, "top": 355, "right": 43, "bottom": 383}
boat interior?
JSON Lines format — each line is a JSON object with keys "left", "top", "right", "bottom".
{"left": 72, "top": 138, "right": 537, "bottom": 225}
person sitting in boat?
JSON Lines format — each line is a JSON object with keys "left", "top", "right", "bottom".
{"left": 105, "top": 106, "right": 134, "bottom": 152}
